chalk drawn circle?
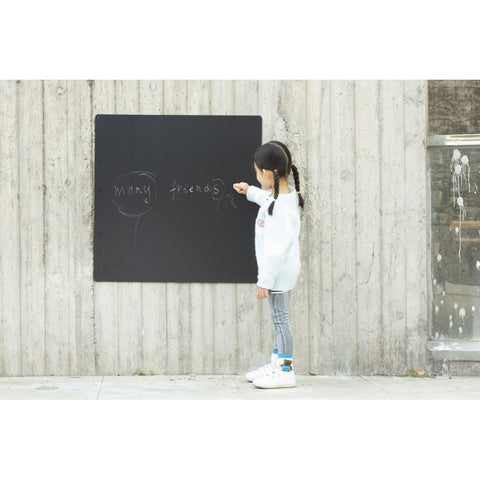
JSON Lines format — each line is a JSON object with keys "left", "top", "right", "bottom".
{"left": 112, "top": 171, "right": 157, "bottom": 217}
{"left": 211, "top": 178, "right": 226, "bottom": 201}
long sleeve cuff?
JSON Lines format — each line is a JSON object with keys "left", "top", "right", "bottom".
{"left": 257, "top": 274, "right": 274, "bottom": 290}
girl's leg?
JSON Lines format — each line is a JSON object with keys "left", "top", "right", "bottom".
{"left": 268, "top": 291, "right": 293, "bottom": 359}
{"left": 254, "top": 291, "right": 295, "bottom": 388}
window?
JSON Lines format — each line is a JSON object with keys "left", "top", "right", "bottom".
{"left": 429, "top": 135, "right": 480, "bottom": 359}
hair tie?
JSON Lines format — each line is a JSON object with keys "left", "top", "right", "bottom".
{"left": 297, "top": 190, "right": 301, "bottom": 195}
{"left": 274, "top": 169, "right": 278, "bottom": 173}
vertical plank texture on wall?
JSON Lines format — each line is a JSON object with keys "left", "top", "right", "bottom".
{"left": 306, "top": 80, "right": 335, "bottom": 374}
{"left": 404, "top": 80, "right": 428, "bottom": 369}
{"left": 354, "top": 80, "right": 382, "bottom": 375}
{"left": 330, "top": 80, "right": 358, "bottom": 375}
{"left": 67, "top": 80, "right": 96, "bottom": 375}
{"left": 44, "top": 80, "right": 70, "bottom": 374}
{"left": 380, "top": 81, "right": 408, "bottom": 374}
{"left": 0, "top": 80, "right": 21, "bottom": 375}
{"left": 0, "top": 79, "right": 430, "bottom": 377}
{"left": 91, "top": 80, "right": 118, "bottom": 375}
{"left": 18, "top": 81, "right": 46, "bottom": 375}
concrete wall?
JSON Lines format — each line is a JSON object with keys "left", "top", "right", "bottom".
{"left": 429, "top": 80, "right": 480, "bottom": 135}
{"left": 0, "top": 80, "right": 428, "bottom": 376}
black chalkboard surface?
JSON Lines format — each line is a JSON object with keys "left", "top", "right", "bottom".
{"left": 94, "top": 114, "right": 262, "bottom": 282}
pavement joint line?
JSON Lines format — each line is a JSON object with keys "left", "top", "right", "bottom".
{"left": 96, "top": 376, "right": 104, "bottom": 400}
{"left": 359, "top": 375, "right": 392, "bottom": 396}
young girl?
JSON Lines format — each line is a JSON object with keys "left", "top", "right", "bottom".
{"left": 233, "top": 140, "right": 304, "bottom": 388}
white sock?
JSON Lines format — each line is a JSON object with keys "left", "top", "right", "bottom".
{"left": 271, "top": 349, "right": 278, "bottom": 366}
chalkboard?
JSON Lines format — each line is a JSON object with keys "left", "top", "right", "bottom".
{"left": 94, "top": 114, "right": 262, "bottom": 283}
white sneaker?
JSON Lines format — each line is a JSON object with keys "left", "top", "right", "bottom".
{"left": 245, "top": 363, "right": 275, "bottom": 382}
{"left": 253, "top": 367, "right": 296, "bottom": 389}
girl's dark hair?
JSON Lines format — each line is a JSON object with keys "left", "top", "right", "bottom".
{"left": 251, "top": 140, "right": 304, "bottom": 215}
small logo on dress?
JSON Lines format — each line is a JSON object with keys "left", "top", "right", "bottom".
{"left": 257, "top": 218, "right": 265, "bottom": 228}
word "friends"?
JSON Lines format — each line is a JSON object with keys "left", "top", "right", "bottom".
{"left": 169, "top": 178, "right": 225, "bottom": 201}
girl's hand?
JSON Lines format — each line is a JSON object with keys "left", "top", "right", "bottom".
{"left": 233, "top": 182, "right": 249, "bottom": 195}
{"left": 256, "top": 287, "right": 269, "bottom": 299}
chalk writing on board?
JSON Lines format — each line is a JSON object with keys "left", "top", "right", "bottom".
{"left": 114, "top": 184, "right": 153, "bottom": 205}
{"left": 112, "top": 171, "right": 157, "bottom": 216}
{"left": 112, "top": 171, "right": 157, "bottom": 254}
{"left": 169, "top": 178, "right": 238, "bottom": 209}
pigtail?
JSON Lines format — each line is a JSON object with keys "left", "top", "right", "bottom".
{"left": 268, "top": 169, "right": 280, "bottom": 215}
{"left": 290, "top": 163, "right": 305, "bottom": 209}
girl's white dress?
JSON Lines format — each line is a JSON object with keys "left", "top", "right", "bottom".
{"left": 246, "top": 185, "right": 301, "bottom": 292}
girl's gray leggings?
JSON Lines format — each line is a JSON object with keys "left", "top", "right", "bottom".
{"left": 268, "top": 291, "right": 293, "bottom": 356}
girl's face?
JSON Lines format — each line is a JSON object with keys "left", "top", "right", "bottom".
{"left": 254, "top": 162, "right": 273, "bottom": 190}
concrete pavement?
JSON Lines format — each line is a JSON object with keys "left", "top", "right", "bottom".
{"left": 2, "top": 373, "right": 480, "bottom": 399}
